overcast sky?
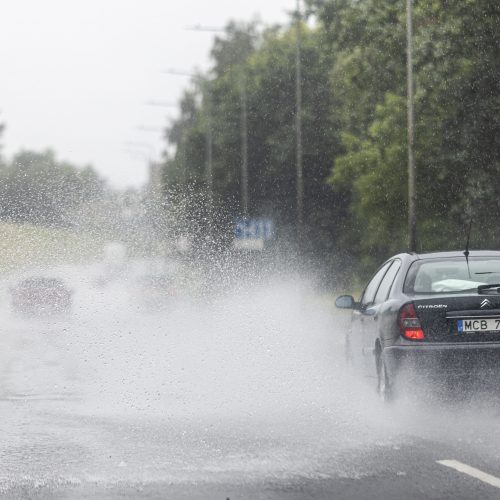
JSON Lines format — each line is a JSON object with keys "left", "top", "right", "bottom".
{"left": 0, "top": 0, "right": 292, "bottom": 188}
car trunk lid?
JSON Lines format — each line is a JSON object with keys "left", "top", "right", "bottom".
{"left": 412, "top": 294, "right": 500, "bottom": 342}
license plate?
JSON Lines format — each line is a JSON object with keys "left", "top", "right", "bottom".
{"left": 457, "top": 318, "right": 500, "bottom": 332}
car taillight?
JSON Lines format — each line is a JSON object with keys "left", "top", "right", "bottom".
{"left": 399, "top": 303, "right": 425, "bottom": 340}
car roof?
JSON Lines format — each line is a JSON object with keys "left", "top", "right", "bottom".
{"left": 20, "top": 277, "right": 65, "bottom": 285}
{"left": 408, "top": 250, "right": 500, "bottom": 260}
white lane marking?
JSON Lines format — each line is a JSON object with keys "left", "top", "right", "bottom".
{"left": 437, "top": 460, "right": 500, "bottom": 489}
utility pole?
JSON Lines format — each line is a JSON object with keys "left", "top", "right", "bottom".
{"left": 205, "top": 85, "right": 213, "bottom": 204}
{"left": 184, "top": 25, "right": 252, "bottom": 217}
{"left": 406, "top": 0, "right": 417, "bottom": 251}
{"left": 295, "top": 0, "right": 304, "bottom": 240}
{"left": 239, "top": 72, "right": 249, "bottom": 216}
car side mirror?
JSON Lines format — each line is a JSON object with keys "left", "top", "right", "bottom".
{"left": 335, "top": 294, "right": 356, "bottom": 309}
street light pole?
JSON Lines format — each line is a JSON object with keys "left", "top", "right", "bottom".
{"left": 185, "top": 25, "right": 252, "bottom": 217}
{"left": 239, "top": 72, "right": 249, "bottom": 216}
{"left": 205, "top": 86, "right": 213, "bottom": 204}
{"left": 406, "top": 0, "right": 417, "bottom": 251}
{"left": 295, "top": 0, "right": 304, "bottom": 240}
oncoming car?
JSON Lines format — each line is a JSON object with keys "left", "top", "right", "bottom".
{"left": 336, "top": 251, "right": 500, "bottom": 401}
{"left": 10, "top": 277, "right": 73, "bottom": 316}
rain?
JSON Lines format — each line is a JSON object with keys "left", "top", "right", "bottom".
{"left": 0, "top": 0, "right": 499, "bottom": 498}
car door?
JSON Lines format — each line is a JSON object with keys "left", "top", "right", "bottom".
{"left": 350, "top": 261, "right": 393, "bottom": 374}
{"left": 363, "top": 260, "right": 402, "bottom": 376}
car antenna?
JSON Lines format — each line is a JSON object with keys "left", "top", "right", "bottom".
{"left": 464, "top": 218, "right": 473, "bottom": 278}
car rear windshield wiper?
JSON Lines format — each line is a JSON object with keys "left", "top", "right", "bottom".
{"left": 478, "top": 283, "right": 500, "bottom": 294}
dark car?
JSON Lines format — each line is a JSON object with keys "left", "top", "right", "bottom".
{"left": 336, "top": 251, "right": 500, "bottom": 401}
{"left": 10, "top": 277, "right": 72, "bottom": 316}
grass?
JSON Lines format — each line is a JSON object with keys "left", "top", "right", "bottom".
{"left": 0, "top": 222, "right": 104, "bottom": 274}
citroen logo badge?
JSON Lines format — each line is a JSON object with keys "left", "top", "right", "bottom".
{"left": 481, "top": 298, "right": 494, "bottom": 309}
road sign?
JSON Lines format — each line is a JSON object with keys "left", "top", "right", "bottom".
{"left": 234, "top": 218, "right": 274, "bottom": 241}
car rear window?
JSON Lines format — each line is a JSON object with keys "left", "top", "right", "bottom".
{"left": 404, "top": 257, "right": 500, "bottom": 294}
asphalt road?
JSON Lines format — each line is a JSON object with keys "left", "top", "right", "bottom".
{"left": 2, "top": 263, "right": 500, "bottom": 499}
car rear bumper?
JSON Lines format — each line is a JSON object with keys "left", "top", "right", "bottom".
{"left": 383, "top": 342, "right": 500, "bottom": 379}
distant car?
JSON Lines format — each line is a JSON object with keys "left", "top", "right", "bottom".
{"left": 10, "top": 277, "right": 72, "bottom": 315}
{"left": 336, "top": 251, "right": 500, "bottom": 401}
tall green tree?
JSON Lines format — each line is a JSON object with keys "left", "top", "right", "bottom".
{"left": 161, "top": 1, "right": 500, "bottom": 281}
{"left": 162, "top": 21, "right": 342, "bottom": 260}
{"left": 313, "top": 0, "right": 500, "bottom": 273}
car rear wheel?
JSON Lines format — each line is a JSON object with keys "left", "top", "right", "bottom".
{"left": 377, "top": 355, "right": 395, "bottom": 403}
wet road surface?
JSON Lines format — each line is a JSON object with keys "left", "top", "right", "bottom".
{"left": 2, "top": 263, "right": 500, "bottom": 499}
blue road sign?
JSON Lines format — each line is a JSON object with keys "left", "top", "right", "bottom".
{"left": 235, "top": 218, "right": 274, "bottom": 240}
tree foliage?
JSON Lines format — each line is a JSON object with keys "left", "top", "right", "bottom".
{"left": 319, "top": 0, "right": 500, "bottom": 274}
{"left": 0, "top": 149, "right": 105, "bottom": 227}
{"left": 161, "top": 1, "right": 500, "bottom": 279}
{"left": 163, "top": 21, "right": 341, "bottom": 262}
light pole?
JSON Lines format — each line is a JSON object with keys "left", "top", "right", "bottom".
{"left": 406, "top": 0, "right": 417, "bottom": 251}
{"left": 295, "top": 0, "right": 304, "bottom": 241}
{"left": 205, "top": 88, "right": 213, "bottom": 202}
{"left": 239, "top": 72, "right": 249, "bottom": 216}
{"left": 185, "top": 25, "right": 251, "bottom": 216}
